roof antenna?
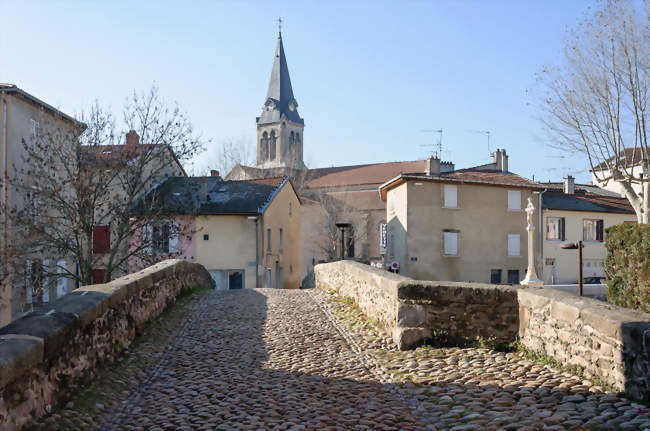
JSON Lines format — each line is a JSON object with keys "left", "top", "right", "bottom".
{"left": 420, "top": 129, "right": 443, "bottom": 158}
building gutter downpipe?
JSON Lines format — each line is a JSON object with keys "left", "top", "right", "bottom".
{"left": 2, "top": 91, "right": 7, "bottom": 255}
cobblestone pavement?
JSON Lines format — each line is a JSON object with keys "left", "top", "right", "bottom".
{"left": 32, "top": 287, "right": 650, "bottom": 430}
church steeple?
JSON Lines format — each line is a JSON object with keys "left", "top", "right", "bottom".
{"left": 255, "top": 25, "right": 306, "bottom": 170}
{"left": 258, "top": 31, "right": 303, "bottom": 126}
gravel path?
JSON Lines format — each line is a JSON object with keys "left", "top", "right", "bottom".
{"left": 31, "top": 287, "right": 650, "bottom": 430}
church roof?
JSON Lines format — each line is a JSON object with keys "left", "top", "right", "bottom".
{"left": 257, "top": 33, "right": 304, "bottom": 126}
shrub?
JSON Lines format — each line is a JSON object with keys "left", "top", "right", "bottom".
{"left": 605, "top": 223, "right": 650, "bottom": 312}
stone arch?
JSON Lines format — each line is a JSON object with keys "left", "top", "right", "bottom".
{"left": 269, "top": 130, "right": 277, "bottom": 160}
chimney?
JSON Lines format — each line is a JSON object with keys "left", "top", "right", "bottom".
{"left": 493, "top": 149, "right": 508, "bottom": 172}
{"left": 200, "top": 178, "right": 207, "bottom": 201}
{"left": 210, "top": 170, "right": 220, "bottom": 177}
{"left": 425, "top": 156, "right": 440, "bottom": 175}
{"left": 126, "top": 130, "right": 139, "bottom": 151}
{"left": 564, "top": 175, "right": 575, "bottom": 195}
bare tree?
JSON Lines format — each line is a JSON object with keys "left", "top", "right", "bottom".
{"left": 537, "top": 0, "right": 649, "bottom": 223}
{"left": 200, "top": 138, "right": 254, "bottom": 177}
{"left": 305, "top": 191, "right": 367, "bottom": 261}
{"left": 2, "top": 86, "right": 204, "bottom": 303}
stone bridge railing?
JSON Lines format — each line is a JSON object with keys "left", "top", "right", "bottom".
{"left": 315, "top": 260, "right": 650, "bottom": 402}
{"left": 0, "top": 259, "right": 214, "bottom": 430}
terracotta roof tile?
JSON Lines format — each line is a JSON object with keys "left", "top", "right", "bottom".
{"left": 306, "top": 160, "right": 426, "bottom": 188}
{"left": 438, "top": 169, "right": 539, "bottom": 187}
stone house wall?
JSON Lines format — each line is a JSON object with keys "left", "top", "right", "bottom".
{"left": 0, "top": 259, "right": 214, "bottom": 430}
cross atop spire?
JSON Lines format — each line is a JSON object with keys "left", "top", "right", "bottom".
{"left": 277, "top": 17, "right": 282, "bottom": 35}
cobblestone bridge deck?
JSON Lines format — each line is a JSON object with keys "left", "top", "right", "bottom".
{"left": 33, "top": 288, "right": 650, "bottom": 431}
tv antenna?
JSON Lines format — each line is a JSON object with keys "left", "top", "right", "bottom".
{"left": 420, "top": 129, "right": 443, "bottom": 158}
{"left": 471, "top": 130, "right": 491, "bottom": 157}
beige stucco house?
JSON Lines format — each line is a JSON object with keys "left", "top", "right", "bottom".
{"left": 136, "top": 175, "right": 302, "bottom": 290}
{"left": 541, "top": 177, "right": 636, "bottom": 284}
{"left": 379, "top": 152, "right": 543, "bottom": 284}
{"left": 0, "top": 84, "right": 84, "bottom": 325}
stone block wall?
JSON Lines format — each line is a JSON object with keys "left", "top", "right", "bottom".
{"left": 518, "top": 287, "right": 650, "bottom": 401}
{"left": 315, "top": 260, "right": 650, "bottom": 401}
{"left": 397, "top": 281, "right": 519, "bottom": 349}
{"left": 314, "top": 261, "right": 518, "bottom": 350}
{"left": 0, "top": 259, "right": 214, "bottom": 430}
{"left": 314, "top": 260, "right": 406, "bottom": 335}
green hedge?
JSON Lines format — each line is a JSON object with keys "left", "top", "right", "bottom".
{"left": 605, "top": 223, "right": 650, "bottom": 312}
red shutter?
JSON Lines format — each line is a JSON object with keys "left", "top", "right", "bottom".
{"left": 93, "top": 225, "right": 110, "bottom": 254}
{"left": 92, "top": 268, "right": 107, "bottom": 284}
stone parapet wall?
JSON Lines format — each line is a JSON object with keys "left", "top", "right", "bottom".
{"left": 518, "top": 287, "right": 650, "bottom": 401}
{"left": 315, "top": 260, "right": 650, "bottom": 401}
{"left": 397, "top": 281, "right": 519, "bottom": 349}
{"left": 314, "top": 261, "right": 518, "bottom": 350}
{"left": 314, "top": 260, "right": 406, "bottom": 335}
{"left": 0, "top": 259, "right": 214, "bottom": 430}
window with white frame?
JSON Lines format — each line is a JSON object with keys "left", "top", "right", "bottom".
{"left": 507, "top": 190, "right": 521, "bottom": 211}
{"left": 583, "top": 219, "right": 604, "bottom": 242}
{"left": 143, "top": 222, "right": 178, "bottom": 254}
{"left": 443, "top": 231, "right": 458, "bottom": 256}
{"left": 546, "top": 216, "right": 565, "bottom": 240}
{"left": 443, "top": 184, "right": 457, "bottom": 208}
{"left": 507, "top": 234, "right": 520, "bottom": 256}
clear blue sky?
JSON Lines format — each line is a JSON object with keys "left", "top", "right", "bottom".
{"left": 1, "top": 0, "right": 595, "bottom": 182}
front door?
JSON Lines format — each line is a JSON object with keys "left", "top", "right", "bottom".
{"left": 229, "top": 271, "right": 243, "bottom": 289}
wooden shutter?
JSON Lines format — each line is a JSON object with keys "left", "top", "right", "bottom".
{"left": 443, "top": 231, "right": 458, "bottom": 255}
{"left": 92, "top": 268, "right": 107, "bottom": 284}
{"left": 92, "top": 225, "right": 110, "bottom": 254}
{"left": 444, "top": 185, "right": 457, "bottom": 208}
{"left": 508, "top": 190, "right": 521, "bottom": 210}
{"left": 508, "top": 234, "right": 520, "bottom": 256}
{"left": 596, "top": 220, "right": 604, "bottom": 241}
{"left": 560, "top": 217, "right": 566, "bottom": 241}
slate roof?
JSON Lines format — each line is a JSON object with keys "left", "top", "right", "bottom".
{"left": 592, "top": 148, "right": 649, "bottom": 170}
{"left": 257, "top": 33, "right": 304, "bottom": 126}
{"left": 542, "top": 190, "right": 635, "bottom": 214}
{"left": 541, "top": 182, "right": 621, "bottom": 197}
{"left": 138, "top": 176, "right": 288, "bottom": 215}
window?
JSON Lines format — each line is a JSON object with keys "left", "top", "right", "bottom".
{"left": 27, "top": 186, "right": 42, "bottom": 223}
{"left": 143, "top": 222, "right": 178, "bottom": 254}
{"left": 583, "top": 219, "right": 604, "bottom": 242}
{"left": 289, "top": 203, "right": 292, "bottom": 216}
{"left": 490, "top": 269, "right": 502, "bottom": 284}
{"left": 546, "top": 216, "right": 565, "bottom": 241}
{"left": 279, "top": 228, "right": 283, "bottom": 252}
{"left": 93, "top": 225, "right": 110, "bottom": 254}
{"left": 269, "top": 131, "right": 277, "bottom": 160}
{"left": 507, "top": 234, "right": 520, "bottom": 256}
{"left": 203, "top": 234, "right": 209, "bottom": 241}
{"left": 443, "top": 231, "right": 458, "bottom": 256}
{"left": 507, "top": 190, "right": 521, "bottom": 211}
{"left": 443, "top": 184, "right": 458, "bottom": 208}
{"left": 507, "top": 269, "right": 520, "bottom": 285}
{"left": 267, "top": 228, "right": 271, "bottom": 252}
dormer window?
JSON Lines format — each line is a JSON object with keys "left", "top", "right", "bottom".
{"left": 288, "top": 99, "right": 298, "bottom": 111}
{"left": 264, "top": 99, "right": 277, "bottom": 111}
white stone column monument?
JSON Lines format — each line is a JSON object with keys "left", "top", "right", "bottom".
{"left": 520, "top": 197, "right": 543, "bottom": 287}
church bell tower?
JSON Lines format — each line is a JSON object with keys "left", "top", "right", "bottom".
{"left": 255, "top": 28, "right": 306, "bottom": 170}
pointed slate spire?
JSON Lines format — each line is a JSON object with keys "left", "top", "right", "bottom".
{"left": 258, "top": 32, "right": 304, "bottom": 125}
